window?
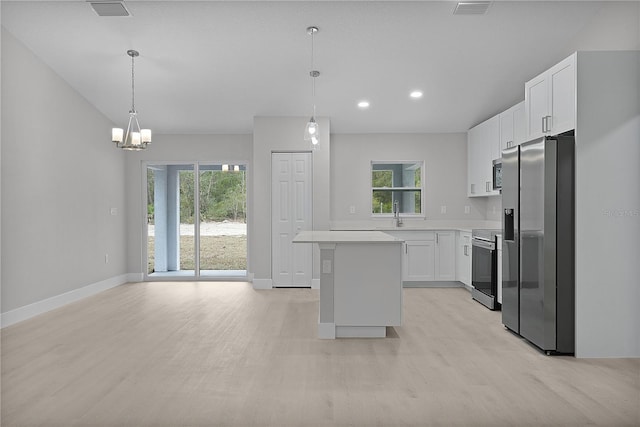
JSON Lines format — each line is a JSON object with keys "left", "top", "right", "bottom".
{"left": 371, "top": 161, "right": 424, "bottom": 216}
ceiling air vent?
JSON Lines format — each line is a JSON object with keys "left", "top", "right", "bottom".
{"left": 453, "top": 2, "right": 492, "bottom": 15}
{"left": 88, "top": 1, "right": 131, "bottom": 17}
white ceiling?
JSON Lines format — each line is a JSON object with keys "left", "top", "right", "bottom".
{"left": 0, "top": 1, "right": 623, "bottom": 134}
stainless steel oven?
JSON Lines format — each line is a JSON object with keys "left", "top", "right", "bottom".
{"left": 471, "top": 229, "right": 500, "bottom": 310}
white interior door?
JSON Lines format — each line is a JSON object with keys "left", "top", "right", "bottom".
{"left": 272, "top": 153, "right": 312, "bottom": 287}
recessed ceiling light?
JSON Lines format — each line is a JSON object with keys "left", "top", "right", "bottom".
{"left": 358, "top": 101, "right": 370, "bottom": 109}
{"left": 410, "top": 91, "right": 423, "bottom": 99}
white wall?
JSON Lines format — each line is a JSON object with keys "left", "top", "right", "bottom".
{"left": 123, "top": 134, "right": 252, "bottom": 276}
{"left": 1, "top": 29, "right": 127, "bottom": 313}
{"left": 484, "top": 195, "right": 502, "bottom": 222}
{"left": 330, "top": 133, "right": 488, "bottom": 228}
{"left": 564, "top": 1, "right": 640, "bottom": 53}
{"left": 575, "top": 51, "right": 640, "bottom": 358}
{"left": 252, "top": 117, "right": 331, "bottom": 285}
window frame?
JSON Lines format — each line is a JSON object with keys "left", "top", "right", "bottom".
{"left": 370, "top": 160, "right": 425, "bottom": 218}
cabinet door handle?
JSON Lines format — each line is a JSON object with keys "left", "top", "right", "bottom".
{"left": 471, "top": 184, "right": 475, "bottom": 194}
{"left": 436, "top": 234, "right": 439, "bottom": 244}
{"left": 464, "top": 245, "right": 468, "bottom": 256}
{"left": 405, "top": 243, "right": 407, "bottom": 254}
{"left": 542, "top": 116, "right": 546, "bottom": 133}
{"left": 546, "top": 115, "right": 552, "bottom": 132}
{"left": 486, "top": 181, "right": 490, "bottom": 192}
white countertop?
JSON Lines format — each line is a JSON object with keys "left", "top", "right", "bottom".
{"left": 293, "top": 230, "right": 403, "bottom": 243}
{"left": 329, "top": 220, "right": 502, "bottom": 233}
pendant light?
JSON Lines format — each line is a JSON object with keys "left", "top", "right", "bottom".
{"left": 304, "top": 26, "right": 320, "bottom": 147}
{"left": 112, "top": 50, "right": 151, "bottom": 151}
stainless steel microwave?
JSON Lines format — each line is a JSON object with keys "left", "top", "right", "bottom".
{"left": 492, "top": 159, "right": 502, "bottom": 190}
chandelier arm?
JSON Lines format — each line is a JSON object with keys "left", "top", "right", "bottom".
{"left": 124, "top": 113, "right": 134, "bottom": 147}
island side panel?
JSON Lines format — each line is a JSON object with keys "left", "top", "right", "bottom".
{"left": 318, "top": 243, "right": 336, "bottom": 338}
{"left": 333, "top": 242, "right": 403, "bottom": 326}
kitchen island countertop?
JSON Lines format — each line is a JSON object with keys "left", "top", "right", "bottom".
{"left": 293, "top": 230, "right": 403, "bottom": 244}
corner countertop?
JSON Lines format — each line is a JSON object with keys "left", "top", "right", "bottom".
{"left": 293, "top": 230, "right": 403, "bottom": 244}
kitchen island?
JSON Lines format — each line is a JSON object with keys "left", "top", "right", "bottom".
{"left": 292, "top": 230, "right": 403, "bottom": 339}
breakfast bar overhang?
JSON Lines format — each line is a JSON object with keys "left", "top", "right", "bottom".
{"left": 293, "top": 231, "right": 404, "bottom": 339}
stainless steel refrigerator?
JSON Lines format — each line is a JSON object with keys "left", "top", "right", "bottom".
{"left": 501, "top": 135, "right": 575, "bottom": 354}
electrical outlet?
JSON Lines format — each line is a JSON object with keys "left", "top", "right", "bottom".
{"left": 464, "top": 205, "right": 470, "bottom": 214}
{"left": 440, "top": 205, "right": 447, "bottom": 214}
{"left": 349, "top": 205, "right": 356, "bottom": 214}
{"left": 110, "top": 208, "right": 118, "bottom": 216}
{"left": 105, "top": 254, "right": 109, "bottom": 264}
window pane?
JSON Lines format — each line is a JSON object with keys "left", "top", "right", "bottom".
{"left": 199, "top": 167, "right": 247, "bottom": 274}
{"left": 372, "top": 190, "right": 422, "bottom": 214}
{"left": 372, "top": 190, "right": 393, "bottom": 213}
{"left": 372, "top": 170, "right": 393, "bottom": 188}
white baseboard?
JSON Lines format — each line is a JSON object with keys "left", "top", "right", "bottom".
{"left": 1, "top": 274, "right": 130, "bottom": 328}
{"left": 127, "top": 273, "right": 144, "bottom": 283}
{"left": 252, "top": 278, "right": 273, "bottom": 290}
{"left": 311, "top": 278, "right": 320, "bottom": 289}
{"left": 318, "top": 322, "right": 336, "bottom": 339}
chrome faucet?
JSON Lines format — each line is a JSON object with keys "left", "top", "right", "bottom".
{"left": 393, "top": 200, "right": 403, "bottom": 227}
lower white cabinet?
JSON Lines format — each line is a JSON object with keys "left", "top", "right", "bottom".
{"left": 497, "top": 235, "right": 503, "bottom": 305}
{"left": 388, "top": 230, "right": 456, "bottom": 283}
{"left": 434, "top": 231, "right": 456, "bottom": 281}
{"left": 403, "top": 240, "right": 435, "bottom": 281}
{"left": 456, "top": 231, "right": 472, "bottom": 287}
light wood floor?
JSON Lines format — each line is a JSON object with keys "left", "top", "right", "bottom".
{"left": 2, "top": 283, "right": 639, "bottom": 427}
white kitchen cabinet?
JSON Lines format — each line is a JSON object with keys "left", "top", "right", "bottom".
{"left": 499, "top": 101, "right": 526, "bottom": 152}
{"left": 467, "top": 115, "right": 500, "bottom": 197}
{"left": 525, "top": 53, "right": 576, "bottom": 140}
{"left": 497, "top": 235, "right": 503, "bottom": 305}
{"left": 456, "top": 231, "right": 472, "bottom": 287}
{"left": 467, "top": 124, "right": 482, "bottom": 197}
{"left": 435, "top": 231, "right": 456, "bottom": 281}
{"left": 403, "top": 240, "right": 435, "bottom": 281}
{"left": 386, "top": 230, "right": 455, "bottom": 284}
{"left": 513, "top": 101, "right": 526, "bottom": 145}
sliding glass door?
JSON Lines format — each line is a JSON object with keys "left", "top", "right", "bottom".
{"left": 145, "top": 162, "right": 247, "bottom": 279}
{"left": 198, "top": 164, "right": 247, "bottom": 277}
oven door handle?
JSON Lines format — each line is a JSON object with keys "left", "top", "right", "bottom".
{"left": 472, "top": 239, "right": 495, "bottom": 250}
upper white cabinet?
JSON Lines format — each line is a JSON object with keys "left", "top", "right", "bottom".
{"left": 499, "top": 101, "right": 526, "bottom": 151}
{"left": 467, "top": 115, "right": 500, "bottom": 197}
{"left": 525, "top": 53, "right": 576, "bottom": 140}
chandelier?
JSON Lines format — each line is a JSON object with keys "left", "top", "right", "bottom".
{"left": 304, "top": 26, "right": 320, "bottom": 147}
{"left": 112, "top": 50, "right": 151, "bottom": 150}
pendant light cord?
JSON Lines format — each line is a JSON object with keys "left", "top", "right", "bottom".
{"left": 131, "top": 54, "right": 136, "bottom": 112}
{"left": 311, "top": 29, "right": 316, "bottom": 115}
